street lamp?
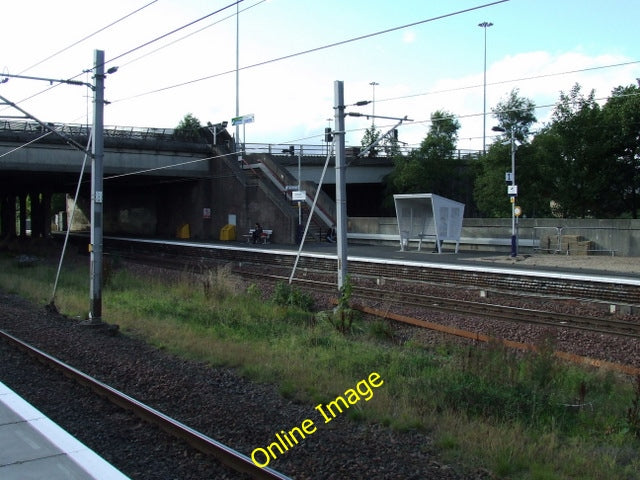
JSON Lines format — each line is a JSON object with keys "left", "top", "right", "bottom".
{"left": 369, "top": 81, "right": 379, "bottom": 128}
{"left": 478, "top": 21, "right": 493, "bottom": 154}
{"left": 492, "top": 125, "right": 518, "bottom": 257}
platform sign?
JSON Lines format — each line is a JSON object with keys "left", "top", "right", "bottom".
{"left": 231, "top": 113, "right": 255, "bottom": 126}
{"left": 292, "top": 190, "right": 306, "bottom": 201}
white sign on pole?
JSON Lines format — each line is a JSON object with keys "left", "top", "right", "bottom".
{"left": 292, "top": 191, "right": 306, "bottom": 201}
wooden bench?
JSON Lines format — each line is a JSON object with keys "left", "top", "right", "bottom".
{"left": 244, "top": 228, "right": 273, "bottom": 244}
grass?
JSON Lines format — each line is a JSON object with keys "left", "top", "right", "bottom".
{"left": 1, "top": 247, "right": 639, "bottom": 479}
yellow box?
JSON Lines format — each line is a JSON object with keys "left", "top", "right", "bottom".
{"left": 219, "top": 224, "right": 236, "bottom": 241}
{"left": 176, "top": 223, "right": 190, "bottom": 239}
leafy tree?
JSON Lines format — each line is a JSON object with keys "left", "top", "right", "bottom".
{"left": 491, "top": 88, "right": 537, "bottom": 143}
{"left": 475, "top": 90, "right": 542, "bottom": 217}
{"left": 360, "top": 125, "right": 380, "bottom": 157}
{"left": 473, "top": 142, "right": 511, "bottom": 216}
{"left": 385, "top": 110, "right": 465, "bottom": 202}
{"left": 360, "top": 124, "right": 400, "bottom": 157}
{"left": 545, "top": 83, "right": 612, "bottom": 217}
{"left": 174, "top": 113, "right": 202, "bottom": 140}
{"left": 601, "top": 84, "right": 640, "bottom": 218}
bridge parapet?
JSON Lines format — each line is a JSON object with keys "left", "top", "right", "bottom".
{"left": 245, "top": 141, "right": 481, "bottom": 163}
{"left": 0, "top": 120, "right": 176, "bottom": 141}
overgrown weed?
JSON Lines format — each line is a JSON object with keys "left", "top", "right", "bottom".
{"left": 1, "top": 254, "right": 639, "bottom": 479}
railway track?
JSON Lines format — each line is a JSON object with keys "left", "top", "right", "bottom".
{"left": 355, "top": 286, "right": 640, "bottom": 339}
{"left": 102, "top": 244, "right": 640, "bottom": 340}
{"left": 101, "top": 236, "right": 640, "bottom": 306}
{"left": 0, "top": 328, "right": 290, "bottom": 480}
{"left": 232, "top": 269, "right": 640, "bottom": 340}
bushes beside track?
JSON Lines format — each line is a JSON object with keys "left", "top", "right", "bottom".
{"left": 0, "top": 251, "right": 639, "bottom": 479}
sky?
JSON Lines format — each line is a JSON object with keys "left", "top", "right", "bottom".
{"left": 1, "top": 0, "right": 638, "bottom": 151}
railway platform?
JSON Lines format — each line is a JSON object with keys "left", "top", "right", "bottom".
{"left": 0, "top": 381, "right": 129, "bottom": 480}
{"left": 254, "top": 238, "right": 640, "bottom": 281}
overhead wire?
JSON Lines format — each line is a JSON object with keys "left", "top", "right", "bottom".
{"left": 105, "top": 0, "right": 245, "bottom": 68}
{"left": 118, "top": 0, "right": 267, "bottom": 69}
{"left": 6, "top": 0, "right": 635, "bottom": 159}
{"left": 0, "top": 0, "right": 161, "bottom": 114}
{"left": 375, "top": 60, "right": 640, "bottom": 104}
{"left": 16, "top": 1, "right": 159, "bottom": 75}
{"left": 0, "top": 1, "right": 246, "bottom": 145}
{"left": 112, "top": 0, "right": 510, "bottom": 103}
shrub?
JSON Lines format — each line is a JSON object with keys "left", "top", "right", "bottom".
{"left": 271, "top": 282, "right": 314, "bottom": 311}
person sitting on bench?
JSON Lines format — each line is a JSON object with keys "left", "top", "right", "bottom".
{"left": 252, "top": 223, "right": 263, "bottom": 244}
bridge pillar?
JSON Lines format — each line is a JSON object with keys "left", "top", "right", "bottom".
{"left": 19, "top": 194, "right": 27, "bottom": 237}
{"left": 30, "top": 192, "right": 39, "bottom": 237}
{"left": 29, "top": 191, "right": 48, "bottom": 238}
{"left": 42, "top": 192, "right": 51, "bottom": 237}
{"left": 0, "top": 195, "right": 17, "bottom": 238}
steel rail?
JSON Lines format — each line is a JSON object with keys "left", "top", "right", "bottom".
{"left": 352, "top": 304, "right": 640, "bottom": 377}
{"left": 236, "top": 269, "right": 640, "bottom": 339}
{"left": 0, "top": 328, "right": 291, "bottom": 480}
{"left": 98, "top": 247, "right": 640, "bottom": 339}
{"left": 353, "top": 286, "right": 640, "bottom": 339}
{"left": 109, "top": 248, "right": 639, "bottom": 339}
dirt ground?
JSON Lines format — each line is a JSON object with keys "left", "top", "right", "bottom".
{"left": 472, "top": 253, "right": 640, "bottom": 274}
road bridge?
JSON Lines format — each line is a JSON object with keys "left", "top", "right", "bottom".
{"left": 0, "top": 120, "right": 480, "bottom": 244}
{"left": 0, "top": 120, "right": 225, "bottom": 239}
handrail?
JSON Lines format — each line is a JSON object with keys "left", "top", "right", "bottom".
{"left": 0, "top": 120, "right": 482, "bottom": 159}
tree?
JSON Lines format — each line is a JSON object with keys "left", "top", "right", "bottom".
{"left": 360, "top": 125, "right": 381, "bottom": 157}
{"left": 385, "top": 110, "right": 465, "bottom": 202}
{"left": 601, "top": 84, "right": 640, "bottom": 218}
{"left": 174, "top": 113, "right": 202, "bottom": 140}
{"left": 545, "top": 83, "right": 611, "bottom": 217}
{"left": 491, "top": 88, "right": 537, "bottom": 143}
{"left": 360, "top": 124, "right": 400, "bottom": 158}
{"left": 475, "top": 90, "right": 543, "bottom": 217}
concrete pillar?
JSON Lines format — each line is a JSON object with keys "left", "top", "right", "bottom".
{"left": 42, "top": 192, "right": 51, "bottom": 237}
{"left": 19, "top": 195, "right": 27, "bottom": 237}
{"left": 0, "top": 196, "right": 9, "bottom": 237}
{"left": 4, "top": 196, "right": 17, "bottom": 237}
{"left": 30, "top": 192, "right": 42, "bottom": 237}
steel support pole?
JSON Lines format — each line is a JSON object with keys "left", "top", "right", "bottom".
{"left": 334, "top": 81, "right": 348, "bottom": 290}
{"left": 235, "top": 2, "right": 240, "bottom": 145}
{"left": 89, "top": 49, "right": 105, "bottom": 323}
{"left": 297, "top": 147, "right": 302, "bottom": 226}
{"left": 510, "top": 130, "right": 517, "bottom": 257}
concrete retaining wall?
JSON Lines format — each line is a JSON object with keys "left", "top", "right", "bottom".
{"left": 347, "top": 217, "right": 640, "bottom": 257}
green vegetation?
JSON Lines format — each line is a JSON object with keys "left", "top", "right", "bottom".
{"left": 376, "top": 82, "right": 640, "bottom": 219}
{"left": 1, "top": 251, "right": 639, "bottom": 479}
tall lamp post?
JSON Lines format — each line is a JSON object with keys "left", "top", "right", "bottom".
{"left": 478, "top": 21, "right": 493, "bottom": 153}
{"left": 369, "top": 81, "right": 379, "bottom": 129}
{"left": 492, "top": 125, "right": 518, "bottom": 257}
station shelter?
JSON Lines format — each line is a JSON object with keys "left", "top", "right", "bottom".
{"left": 393, "top": 193, "right": 465, "bottom": 253}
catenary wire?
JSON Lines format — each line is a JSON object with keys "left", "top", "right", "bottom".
{"left": 16, "top": 1, "right": 159, "bottom": 75}
{"left": 106, "top": 0, "right": 245, "bottom": 68}
{"left": 118, "top": 0, "right": 267, "bottom": 69}
{"left": 112, "top": 0, "right": 510, "bottom": 103}
{"left": 375, "top": 60, "right": 640, "bottom": 104}
{"left": 0, "top": 1, "right": 244, "bottom": 113}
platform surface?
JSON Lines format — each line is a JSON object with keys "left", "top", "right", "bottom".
{"left": 0, "top": 381, "right": 129, "bottom": 480}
